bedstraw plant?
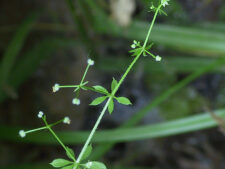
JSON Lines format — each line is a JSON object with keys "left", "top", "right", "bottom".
{"left": 18, "top": 1, "right": 170, "bottom": 168}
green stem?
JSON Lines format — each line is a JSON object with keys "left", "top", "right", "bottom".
{"left": 25, "top": 119, "right": 64, "bottom": 134}
{"left": 43, "top": 118, "right": 76, "bottom": 162}
{"left": 59, "top": 85, "right": 79, "bottom": 88}
{"left": 80, "top": 64, "right": 90, "bottom": 85}
{"left": 25, "top": 126, "right": 46, "bottom": 134}
{"left": 75, "top": 4, "right": 162, "bottom": 167}
{"left": 76, "top": 98, "right": 111, "bottom": 164}
{"left": 143, "top": 5, "right": 162, "bottom": 49}
{"left": 112, "top": 5, "right": 161, "bottom": 96}
{"left": 145, "top": 50, "right": 156, "bottom": 58}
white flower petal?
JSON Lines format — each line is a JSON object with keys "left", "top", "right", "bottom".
{"left": 155, "top": 55, "right": 162, "bottom": 62}
{"left": 53, "top": 83, "right": 60, "bottom": 92}
{"left": 87, "top": 59, "right": 94, "bottom": 66}
{"left": 38, "top": 111, "right": 44, "bottom": 118}
{"left": 72, "top": 98, "right": 80, "bottom": 105}
{"left": 63, "top": 116, "right": 71, "bottom": 124}
{"left": 19, "top": 130, "right": 26, "bottom": 138}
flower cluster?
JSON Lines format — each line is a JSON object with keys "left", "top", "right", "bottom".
{"left": 52, "top": 59, "right": 95, "bottom": 107}
{"left": 63, "top": 116, "right": 71, "bottom": 124}
{"left": 52, "top": 83, "right": 60, "bottom": 92}
{"left": 161, "top": 0, "right": 169, "bottom": 7}
{"left": 38, "top": 111, "right": 44, "bottom": 118}
{"left": 131, "top": 40, "right": 141, "bottom": 49}
{"left": 87, "top": 58, "right": 94, "bottom": 66}
{"left": 72, "top": 98, "right": 80, "bottom": 105}
{"left": 155, "top": 55, "right": 162, "bottom": 62}
{"left": 130, "top": 40, "right": 162, "bottom": 62}
{"left": 19, "top": 111, "right": 71, "bottom": 138}
{"left": 19, "top": 130, "right": 26, "bottom": 138}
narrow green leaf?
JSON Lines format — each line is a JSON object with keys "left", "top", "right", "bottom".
{"left": 108, "top": 99, "right": 114, "bottom": 114}
{"left": 92, "top": 85, "right": 108, "bottom": 94}
{"left": 90, "top": 96, "right": 107, "bottom": 106}
{"left": 111, "top": 78, "right": 118, "bottom": 92}
{"left": 116, "top": 97, "right": 132, "bottom": 105}
{"left": 90, "top": 161, "right": 107, "bottom": 169}
{"left": 145, "top": 43, "right": 154, "bottom": 50}
{"left": 62, "top": 165, "right": 74, "bottom": 169}
{"left": 81, "top": 144, "right": 92, "bottom": 161}
{"left": 0, "top": 13, "right": 37, "bottom": 84}
{"left": 2, "top": 110, "right": 225, "bottom": 144}
{"left": 129, "top": 47, "right": 142, "bottom": 56}
{"left": 50, "top": 159, "right": 72, "bottom": 168}
{"left": 66, "top": 147, "right": 75, "bottom": 161}
{"left": 0, "top": 38, "right": 78, "bottom": 102}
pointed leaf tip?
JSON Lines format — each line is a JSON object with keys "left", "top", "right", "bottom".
{"left": 116, "top": 97, "right": 132, "bottom": 105}
{"left": 90, "top": 96, "right": 107, "bottom": 106}
{"left": 50, "top": 159, "right": 72, "bottom": 168}
{"left": 93, "top": 85, "right": 108, "bottom": 94}
{"left": 108, "top": 99, "right": 114, "bottom": 114}
{"left": 111, "top": 78, "right": 118, "bottom": 92}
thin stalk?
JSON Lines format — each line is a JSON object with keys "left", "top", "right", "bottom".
{"left": 59, "top": 85, "right": 79, "bottom": 88}
{"left": 145, "top": 50, "right": 156, "bottom": 58}
{"left": 42, "top": 118, "right": 67, "bottom": 151}
{"left": 25, "top": 126, "right": 46, "bottom": 134}
{"left": 25, "top": 119, "right": 64, "bottom": 134}
{"left": 43, "top": 118, "right": 76, "bottom": 162}
{"left": 75, "top": 4, "right": 162, "bottom": 167}
{"left": 143, "top": 5, "right": 162, "bottom": 49}
{"left": 76, "top": 98, "right": 111, "bottom": 164}
{"left": 112, "top": 5, "right": 161, "bottom": 96}
{"left": 80, "top": 64, "right": 90, "bottom": 85}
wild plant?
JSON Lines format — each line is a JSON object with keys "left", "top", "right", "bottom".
{"left": 18, "top": 1, "right": 170, "bottom": 168}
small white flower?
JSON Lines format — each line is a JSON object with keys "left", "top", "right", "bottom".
{"left": 63, "top": 116, "right": 71, "bottom": 124}
{"left": 155, "top": 55, "right": 162, "bottom": 62}
{"left": 38, "top": 111, "right": 44, "bottom": 118}
{"left": 131, "top": 44, "right": 136, "bottom": 49}
{"left": 87, "top": 59, "right": 94, "bottom": 66}
{"left": 161, "top": 0, "right": 169, "bottom": 7}
{"left": 86, "top": 162, "right": 93, "bottom": 168}
{"left": 19, "top": 130, "right": 26, "bottom": 138}
{"left": 53, "top": 83, "right": 60, "bottom": 92}
{"left": 150, "top": 4, "right": 155, "bottom": 10}
{"left": 72, "top": 98, "right": 80, "bottom": 105}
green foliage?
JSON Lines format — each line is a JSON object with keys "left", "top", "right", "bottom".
{"left": 61, "top": 165, "right": 73, "bottom": 169}
{"left": 92, "top": 85, "right": 109, "bottom": 94}
{"left": 3, "top": 109, "right": 225, "bottom": 144}
{"left": 50, "top": 159, "right": 72, "bottom": 168}
{"left": 89, "top": 78, "right": 132, "bottom": 114}
{"left": 116, "top": 97, "right": 132, "bottom": 105}
{"left": 66, "top": 147, "right": 76, "bottom": 161}
{"left": 111, "top": 78, "right": 118, "bottom": 91}
{"left": 0, "top": 13, "right": 37, "bottom": 85}
{"left": 90, "top": 96, "right": 107, "bottom": 106}
{"left": 81, "top": 144, "right": 92, "bottom": 161}
{"left": 12, "top": 1, "right": 199, "bottom": 169}
{"left": 88, "top": 162, "right": 107, "bottom": 169}
{"left": 1, "top": 0, "right": 224, "bottom": 169}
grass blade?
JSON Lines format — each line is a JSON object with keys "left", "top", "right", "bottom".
{"left": 0, "top": 109, "right": 225, "bottom": 144}
{"left": 0, "top": 13, "right": 37, "bottom": 86}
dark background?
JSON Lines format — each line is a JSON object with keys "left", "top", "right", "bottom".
{"left": 0, "top": 0, "right": 225, "bottom": 169}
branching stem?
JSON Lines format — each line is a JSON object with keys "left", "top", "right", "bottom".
{"left": 74, "top": 4, "right": 162, "bottom": 168}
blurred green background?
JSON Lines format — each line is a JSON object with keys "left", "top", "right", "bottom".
{"left": 0, "top": 0, "right": 225, "bottom": 169}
